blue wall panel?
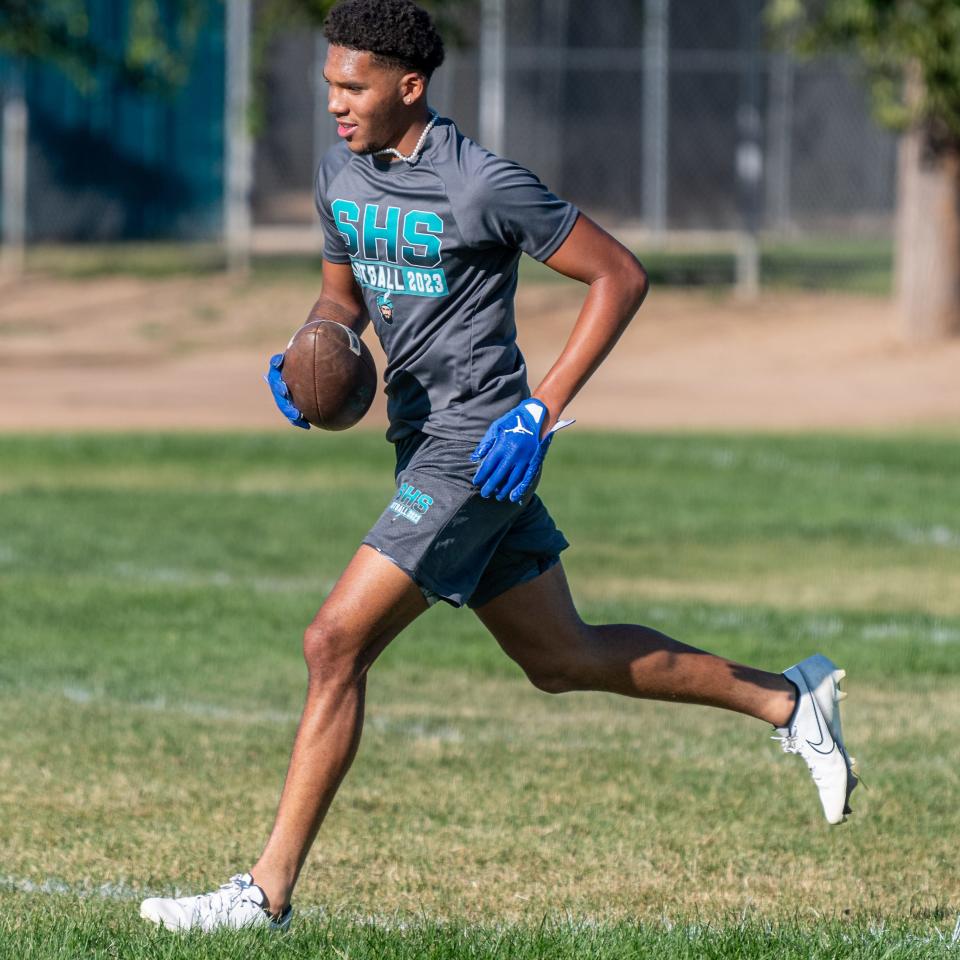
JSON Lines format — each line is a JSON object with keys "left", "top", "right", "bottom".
{"left": 3, "top": 0, "right": 225, "bottom": 241}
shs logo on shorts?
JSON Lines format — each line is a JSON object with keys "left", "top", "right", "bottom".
{"left": 388, "top": 483, "right": 434, "bottom": 524}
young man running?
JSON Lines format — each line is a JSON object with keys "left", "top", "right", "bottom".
{"left": 140, "top": 0, "right": 858, "bottom": 932}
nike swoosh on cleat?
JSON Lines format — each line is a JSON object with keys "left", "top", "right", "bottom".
{"left": 805, "top": 699, "right": 837, "bottom": 755}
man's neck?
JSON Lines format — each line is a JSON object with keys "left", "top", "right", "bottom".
{"left": 382, "top": 109, "right": 434, "bottom": 161}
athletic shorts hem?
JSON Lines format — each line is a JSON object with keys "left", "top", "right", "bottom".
{"left": 466, "top": 551, "right": 564, "bottom": 609}
{"left": 361, "top": 541, "right": 466, "bottom": 608}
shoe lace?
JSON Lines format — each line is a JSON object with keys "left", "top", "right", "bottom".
{"left": 771, "top": 732, "right": 837, "bottom": 786}
{"left": 194, "top": 875, "right": 254, "bottom": 921}
{"left": 771, "top": 731, "right": 800, "bottom": 755}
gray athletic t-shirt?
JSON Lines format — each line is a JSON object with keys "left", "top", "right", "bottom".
{"left": 315, "top": 117, "right": 579, "bottom": 443}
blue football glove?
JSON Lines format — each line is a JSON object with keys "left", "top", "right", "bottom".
{"left": 263, "top": 353, "right": 310, "bottom": 430}
{"left": 471, "top": 398, "right": 556, "bottom": 503}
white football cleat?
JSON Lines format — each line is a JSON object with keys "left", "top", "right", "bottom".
{"left": 140, "top": 872, "right": 291, "bottom": 932}
{"left": 774, "top": 653, "right": 858, "bottom": 825}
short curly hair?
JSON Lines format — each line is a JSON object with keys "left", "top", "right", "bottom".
{"left": 324, "top": 0, "right": 445, "bottom": 78}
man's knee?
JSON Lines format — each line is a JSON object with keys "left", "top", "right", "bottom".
{"left": 513, "top": 624, "right": 594, "bottom": 695}
{"left": 523, "top": 665, "right": 580, "bottom": 695}
{"left": 302, "top": 615, "right": 361, "bottom": 683}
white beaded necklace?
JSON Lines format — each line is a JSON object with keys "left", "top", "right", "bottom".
{"left": 374, "top": 110, "right": 439, "bottom": 164}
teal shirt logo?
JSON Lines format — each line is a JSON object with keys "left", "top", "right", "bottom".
{"left": 389, "top": 483, "right": 434, "bottom": 524}
{"left": 376, "top": 292, "right": 394, "bottom": 325}
{"left": 333, "top": 200, "right": 448, "bottom": 299}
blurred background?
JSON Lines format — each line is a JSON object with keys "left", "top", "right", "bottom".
{"left": 0, "top": 0, "right": 958, "bottom": 430}
{"left": 0, "top": 1, "right": 899, "bottom": 278}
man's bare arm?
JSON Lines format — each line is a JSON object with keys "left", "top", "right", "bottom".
{"left": 533, "top": 215, "right": 649, "bottom": 430}
{"left": 308, "top": 260, "right": 369, "bottom": 334}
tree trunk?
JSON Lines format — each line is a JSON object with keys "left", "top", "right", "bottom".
{"left": 896, "top": 124, "right": 960, "bottom": 341}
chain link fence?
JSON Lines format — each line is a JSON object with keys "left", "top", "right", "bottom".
{"left": 1, "top": 0, "right": 897, "bottom": 288}
{"left": 254, "top": 0, "right": 897, "bottom": 290}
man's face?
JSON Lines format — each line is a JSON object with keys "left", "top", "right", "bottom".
{"left": 324, "top": 45, "right": 410, "bottom": 155}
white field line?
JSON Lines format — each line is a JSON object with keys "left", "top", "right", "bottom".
{"left": 894, "top": 524, "right": 960, "bottom": 548}
{"left": 1, "top": 874, "right": 958, "bottom": 946}
{"left": 0, "top": 552, "right": 339, "bottom": 596}
{"left": 108, "top": 563, "right": 338, "bottom": 596}
{"left": 0, "top": 874, "right": 143, "bottom": 900}
{"left": 649, "top": 443, "right": 946, "bottom": 493}
{"left": 0, "top": 875, "right": 390, "bottom": 917}
{"left": 642, "top": 606, "right": 960, "bottom": 645}
{"left": 61, "top": 685, "right": 300, "bottom": 726}
{"left": 55, "top": 687, "right": 640, "bottom": 749}
{"left": 58, "top": 686, "right": 470, "bottom": 743}
{"left": 50, "top": 687, "right": 682, "bottom": 752}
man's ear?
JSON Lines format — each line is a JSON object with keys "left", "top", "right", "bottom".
{"left": 399, "top": 71, "right": 427, "bottom": 105}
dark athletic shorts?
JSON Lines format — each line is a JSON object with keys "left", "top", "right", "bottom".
{"left": 362, "top": 432, "right": 569, "bottom": 608}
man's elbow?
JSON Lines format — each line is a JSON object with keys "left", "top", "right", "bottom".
{"left": 621, "top": 253, "right": 650, "bottom": 311}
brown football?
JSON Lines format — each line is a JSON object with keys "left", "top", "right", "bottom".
{"left": 282, "top": 319, "right": 377, "bottom": 430}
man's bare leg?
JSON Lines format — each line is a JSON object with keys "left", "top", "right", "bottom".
{"left": 474, "top": 562, "right": 796, "bottom": 725}
{"left": 249, "top": 546, "right": 429, "bottom": 914}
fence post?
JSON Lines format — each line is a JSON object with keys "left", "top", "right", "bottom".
{"left": 224, "top": 0, "right": 253, "bottom": 274}
{"left": 479, "top": 0, "right": 506, "bottom": 156}
{"left": 642, "top": 0, "right": 669, "bottom": 237}
{"left": 735, "top": 0, "right": 763, "bottom": 299}
{"left": 1, "top": 65, "right": 28, "bottom": 280}
{"left": 765, "top": 53, "right": 794, "bottom": 233}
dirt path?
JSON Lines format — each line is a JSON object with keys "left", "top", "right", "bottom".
{"left": 1, "top": 274, "right": 958, "bottom": 432}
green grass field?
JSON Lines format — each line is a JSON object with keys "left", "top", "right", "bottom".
{"left": 2, "top": 431, "right": 959, "bottom": 957}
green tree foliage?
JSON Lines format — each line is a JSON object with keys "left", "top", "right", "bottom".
{"left": 767, "top": 0, "right": 960, "bottom": 146}
{"left": 0, "top": 0, "right": 206, "bottom": 95}
{"left": 0, "top": 0, "right": 469, "bottom": 101}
